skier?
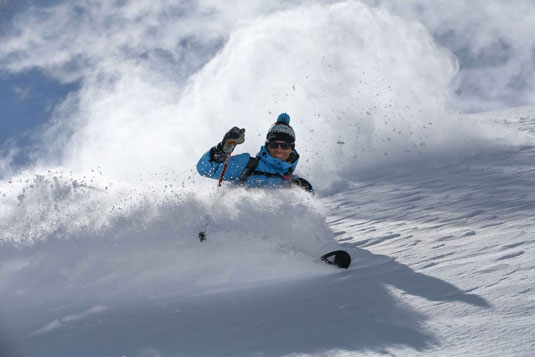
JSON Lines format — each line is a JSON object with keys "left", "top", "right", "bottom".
{"left": 197, "top": 113, "right": 313, "bottom": 192}
{"left": 196, "top": 114, "right": 351, "bottom": 268}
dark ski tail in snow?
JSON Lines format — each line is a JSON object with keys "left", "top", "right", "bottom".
{"left": 320, "top": 250, "right": 351, "bottom": 269}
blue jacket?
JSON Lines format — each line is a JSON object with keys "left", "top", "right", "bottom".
{"left": 197, "top": 146, "right": 312, "bottom": 190}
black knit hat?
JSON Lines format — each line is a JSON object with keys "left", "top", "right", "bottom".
{"left": 266, "top": 113, "right": 295, "bottom": 144}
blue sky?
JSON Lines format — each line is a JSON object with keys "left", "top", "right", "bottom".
{"left": 0, "top": 69, "right": 78, "bottom": 145}
{"left": 0, "top": 0, "right": 75, "bottom": 168}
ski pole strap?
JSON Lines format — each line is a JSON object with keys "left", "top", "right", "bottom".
{"left": 237, "top": 157, "right": 260, "bottom": 183}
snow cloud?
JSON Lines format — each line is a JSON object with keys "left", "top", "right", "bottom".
{"left": 370, "top": 0, "right": 535, "bottom": 112}
{"left": 2, "top": 1, "right": 533, "bottom": 110}
{"left": 0, "top": 0, "right": 533, "bottom": 180}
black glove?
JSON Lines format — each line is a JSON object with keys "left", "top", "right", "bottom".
{"left": 291, "top": 177, "right": 314, "bottom": 192}
{"left": 221, "top": 127, "right": 245, "bottom": 152}
{"left": 210, "top": 127, "right": 246, "bottom": 163}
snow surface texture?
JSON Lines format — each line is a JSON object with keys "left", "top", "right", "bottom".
{"left": 1, "top": 107, "right": 534, "bottom": 356}
{"left": 1, "top": 0, "right": 535, "bottom": 356}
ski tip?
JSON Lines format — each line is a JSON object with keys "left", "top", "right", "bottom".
{"left": 320, "top": 250, "right": 351, "bottom": 269}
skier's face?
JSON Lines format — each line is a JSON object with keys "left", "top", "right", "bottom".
{"left": 267, "top": 141, "right": 292, "bottom": 161}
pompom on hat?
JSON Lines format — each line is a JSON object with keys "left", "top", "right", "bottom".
{"left": 266, "top": 113, "right": 296, "bottom": 144}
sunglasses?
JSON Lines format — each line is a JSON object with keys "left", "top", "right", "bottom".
{"left": 267, "top": 142, "right": 292, "bottom": 150}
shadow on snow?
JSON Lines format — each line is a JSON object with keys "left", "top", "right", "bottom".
{"left": 12, "top": 247, "right": 489, "bottom": 357}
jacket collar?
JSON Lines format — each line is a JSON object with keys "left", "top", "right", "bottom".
{"left": 255, "top": 146, "right": 299, "bottom": 175}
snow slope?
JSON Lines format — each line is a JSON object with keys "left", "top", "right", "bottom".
{"left": 1, "top": 107, "right": 534, "bottom": 356}
{"left": 1, "top": 1, "right": 535, "bottom": 355}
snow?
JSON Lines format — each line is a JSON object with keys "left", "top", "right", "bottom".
{"left": 1, "top": 1, "right": 535, "bottom": 355}
{"left": 1, "top": 106, "right": 534, "bottom": 356}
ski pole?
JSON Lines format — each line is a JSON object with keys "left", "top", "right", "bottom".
{"left": 217, "top": 141, "right": 236, "bottom": 187}
{"left": 199, "top": 142, "right": 235, "bottom": 242}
